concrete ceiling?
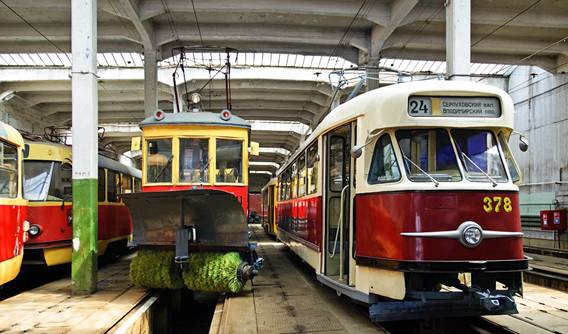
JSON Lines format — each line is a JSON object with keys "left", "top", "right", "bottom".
{"left": 0, "top": 0, "right": 566, "bottom": 71}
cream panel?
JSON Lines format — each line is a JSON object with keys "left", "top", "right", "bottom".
{"left": 355, "top": 265, "right": 406, "bottom": 300}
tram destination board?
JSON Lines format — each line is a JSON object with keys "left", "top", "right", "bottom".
{"left": 408, "top": 96, "right": 501, "bottom": 117}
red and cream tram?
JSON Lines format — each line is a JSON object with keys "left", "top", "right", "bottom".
{"left": 274, "top": 80, "right": 527, "bottom": 321}
{"left": 0, "top": 122, "right": 27, "bottom": 285}
{"left": 23, "top": 141, "right": 141, "bottom": 266}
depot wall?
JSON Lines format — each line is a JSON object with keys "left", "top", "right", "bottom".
{"left": 508, "top": 66, "right": 568, "bottom": 208}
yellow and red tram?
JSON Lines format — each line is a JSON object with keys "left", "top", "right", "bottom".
{"left": 23, "top": 141, "right": 141, "bottom": 266}
{"left": 261, "top": 177, "right": 278, "bottom": 236}
{"left": 272, "top": 80, "right": 527, "bottom": 321}
{"left": 0, "top": 121, "right": 27, "bottom": 285}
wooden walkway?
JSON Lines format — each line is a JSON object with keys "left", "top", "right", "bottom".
{"left": 0, "top": 257, "right": 149, "bottom": 334}
{"left": 210, "top": 225, "right": 387, "bottom": 334}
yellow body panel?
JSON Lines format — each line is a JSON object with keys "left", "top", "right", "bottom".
{"left": 43, "top": 236, "right": 129, "bottom": 266}
{"left": 25, "top": 141, "right": 72, "bottom": 163}
{"left": 0, "top": 252, "right": 23, "bottom": 285}
{"left": 142, "top": 125, "right": 250, "bottom": 187}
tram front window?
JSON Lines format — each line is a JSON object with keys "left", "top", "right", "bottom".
{"left": 396, "top": 129, "right": 462, "bottom": 182}
{"left": 452, "top": 130, "right": 508, "bottom": 183}
{"left": 179, "top": 138, "right": 209, "bottom": 183}
{"left": 216, "top": 139, "right": 242, "bottom": 183}
{"left": 24, "top": 161, "right": 72, "bottom": 201}
{"left": 0, "top": 141, "right": 17, "bottom": 198}
{"left": 146, "top": 138, "right": 173, "bottom": 183}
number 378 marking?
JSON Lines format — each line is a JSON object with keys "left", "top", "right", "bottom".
{"left": 483, "top": 196, "right": 513, "bottom": 213}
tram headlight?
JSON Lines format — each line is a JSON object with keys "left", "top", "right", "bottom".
{"left": 28, "top": 224, "right": 41, "bottom": 237}
{"left": 462, "top": 225, "right": 482, "bottom": 247}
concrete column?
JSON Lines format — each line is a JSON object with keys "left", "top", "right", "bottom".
{"left": 144, "top": 50, "right": 158, "bottom": 117}
{"left": 71, "top": 0, "right": 98, "bottom": 294}
{"left": 366, "top": 68, "right": 381, "bottom": 90}
{"left": 446, "top": 0, "right": 471, "bottom": 80}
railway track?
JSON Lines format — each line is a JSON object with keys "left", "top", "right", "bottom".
{"left": 524, "top": 252, "right": 568, "bottom": 292}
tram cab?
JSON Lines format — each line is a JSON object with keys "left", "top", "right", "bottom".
{"left": 0, "top": 121, "right": 27, "bottom": 285}
{"left": 275, "top": 80, "right": 528, "bottom": 321}
{"left": 22, "top": 141, "right": 141, "bottom": 266}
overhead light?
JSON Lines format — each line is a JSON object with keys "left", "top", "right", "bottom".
{"left": 0, "top": 91, "right": 15, "bottom": 102}
{"left": 190, "top": 92, "right": 202, "bottom": 104}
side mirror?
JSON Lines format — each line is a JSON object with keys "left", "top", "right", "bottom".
{"left": 249, "top": 141, "right": 260, "bottom": 156}
{"left": 350, "top": 145, "right": 363, "bottom": 159}
{"left": 519, "top": 135, "right": 529, "bottom": 152}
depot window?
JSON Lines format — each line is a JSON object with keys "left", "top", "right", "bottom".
{"left": 146, "top": 138, "right": 173, "bottom": 183}
{"left": 216, "top": 139, "right": 242, "bottom": 183}
{"left": 179, "top": 138, "right": 209, "bottom": 183}
{"left": 0, "top": 141, "right": 18, "bottom": 198}
{"left": 396, "top": 129, "right": 462, "bottom": 182}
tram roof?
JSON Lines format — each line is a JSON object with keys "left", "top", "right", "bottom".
{"left": 0, "top": 121, "right": 24, "bottom": 147}
{"left": 278, "top": 80, "right": 515, "bottom": 174}
{"left": 139, "top": 111, "right": 250, "bottom": 129}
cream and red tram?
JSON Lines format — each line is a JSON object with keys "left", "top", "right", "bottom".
{"left": 274, "top": 80, "right": 527, "bottom": 321}
{"left": 0, "top": 122, "right": 27, "bottom": 285}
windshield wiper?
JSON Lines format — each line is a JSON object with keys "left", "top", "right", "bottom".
{"left": 401, "top": 154, "right": 439, "bottom": 187}
{"left": 460, "top": 152, "right": 498, "bottom": 187}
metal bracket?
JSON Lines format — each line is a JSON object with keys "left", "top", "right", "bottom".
{"left": 174, "top": 226, "right": 196, "bottom": 264}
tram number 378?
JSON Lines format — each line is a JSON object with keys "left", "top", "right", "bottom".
{"left": 483, "top": 196, "right": 512, "bottom": 213}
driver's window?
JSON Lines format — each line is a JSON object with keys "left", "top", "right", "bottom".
{"left": 179, "top": 138, "right": 209, "bottom": 183}
{"left": 146, "top": 138, "right": 173, "bottom": 183}
{"left": 368, "top": 134, "right": 401, "bottom": 184}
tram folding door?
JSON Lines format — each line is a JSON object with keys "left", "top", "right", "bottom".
{"left": 324, "top": 124, "right": 352, "bottom": 282}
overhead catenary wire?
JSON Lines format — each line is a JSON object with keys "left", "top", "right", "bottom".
{"left": 190, "top": 0, "right": 205, "bottom": 46}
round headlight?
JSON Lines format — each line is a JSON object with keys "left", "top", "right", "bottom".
{"left": 462, "top": 226, "right": 482, "bottom": 247}
{"left": 29, "top": 224, "right": 41, "bottom": 237}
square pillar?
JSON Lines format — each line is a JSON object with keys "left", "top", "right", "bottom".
{"left": 71, "top": 0, "right": 98, "bottom": 294}
{"left": 446, "top": 0, "right": 471, "bottom": 80}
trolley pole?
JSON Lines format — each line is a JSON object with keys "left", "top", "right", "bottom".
{"left": 71, "top": 0, "right": 98, "bottom": 295}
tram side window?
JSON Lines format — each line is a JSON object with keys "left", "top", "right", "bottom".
{"left": 298, "top": 153, "right": 306, "bottom": 197}
{"left": 133, "top": 178, "right": 142, "bottom": 192}
{"left": 498, "top": 133, "right": 520, "bottom": 183}
{"left": 121, "top": 173, "right": 133, "bottom": 194}
{"left": 368, "top": 134, "right": 401, "bottom": 184}
{"left": 216, "top": 139, "right": 242, "bottom": 183}
{"left": 179, "top": 138, "right": 209, "bottom": 183}
{"left": 285, "top": 169, "right": 292, "bottom": 200}
{"left": 146, "top": 138, "right": 173, "bottom": 183}
{"left": 107, "top": 170, "right": 118, "bottom": 202}
{"left": 306, "top": 143, "right": 318, "bottom": 194}
{"left": 0, "top": 141, "right": 17, "bottom": 198}
{"left": 98, "top": 168, "right": 106, "bottom": 202}
{"left": 291, "top": 162, "right": 298, "bottom": 198}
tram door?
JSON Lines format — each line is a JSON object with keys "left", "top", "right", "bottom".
{"left": 324, "top": 124, "right": 352, "bottom": 281}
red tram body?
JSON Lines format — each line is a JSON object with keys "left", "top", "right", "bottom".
{"left": 270, "top": 80, "right": 528, "bottom": 321}
{"left": 0, "top": 122, "right": 27, "bottom": 285}
{"left": 23, "top": 141, "right": 141, "bottom": 266}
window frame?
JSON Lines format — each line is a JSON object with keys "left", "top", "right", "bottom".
{"left": 367, "top": 133, "right": 402, "bottom": 185}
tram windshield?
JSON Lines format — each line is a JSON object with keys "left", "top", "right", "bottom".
{"left": 396, "top": 129, "right": 462, "bottom": 182}
{"left": 146, "top": 138, "right": 173, "bottom": 183}
{"left": 452, "top": 130, "right": 508, "bottom": 183}
{"left": 216, "top": 139, "right": 243, "bottom": 183}
{"left": 23, "top": 161, "right": 72, "bottom": 201}
{"left": 0, "top": 141, "right": 18, "bottom": 198}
